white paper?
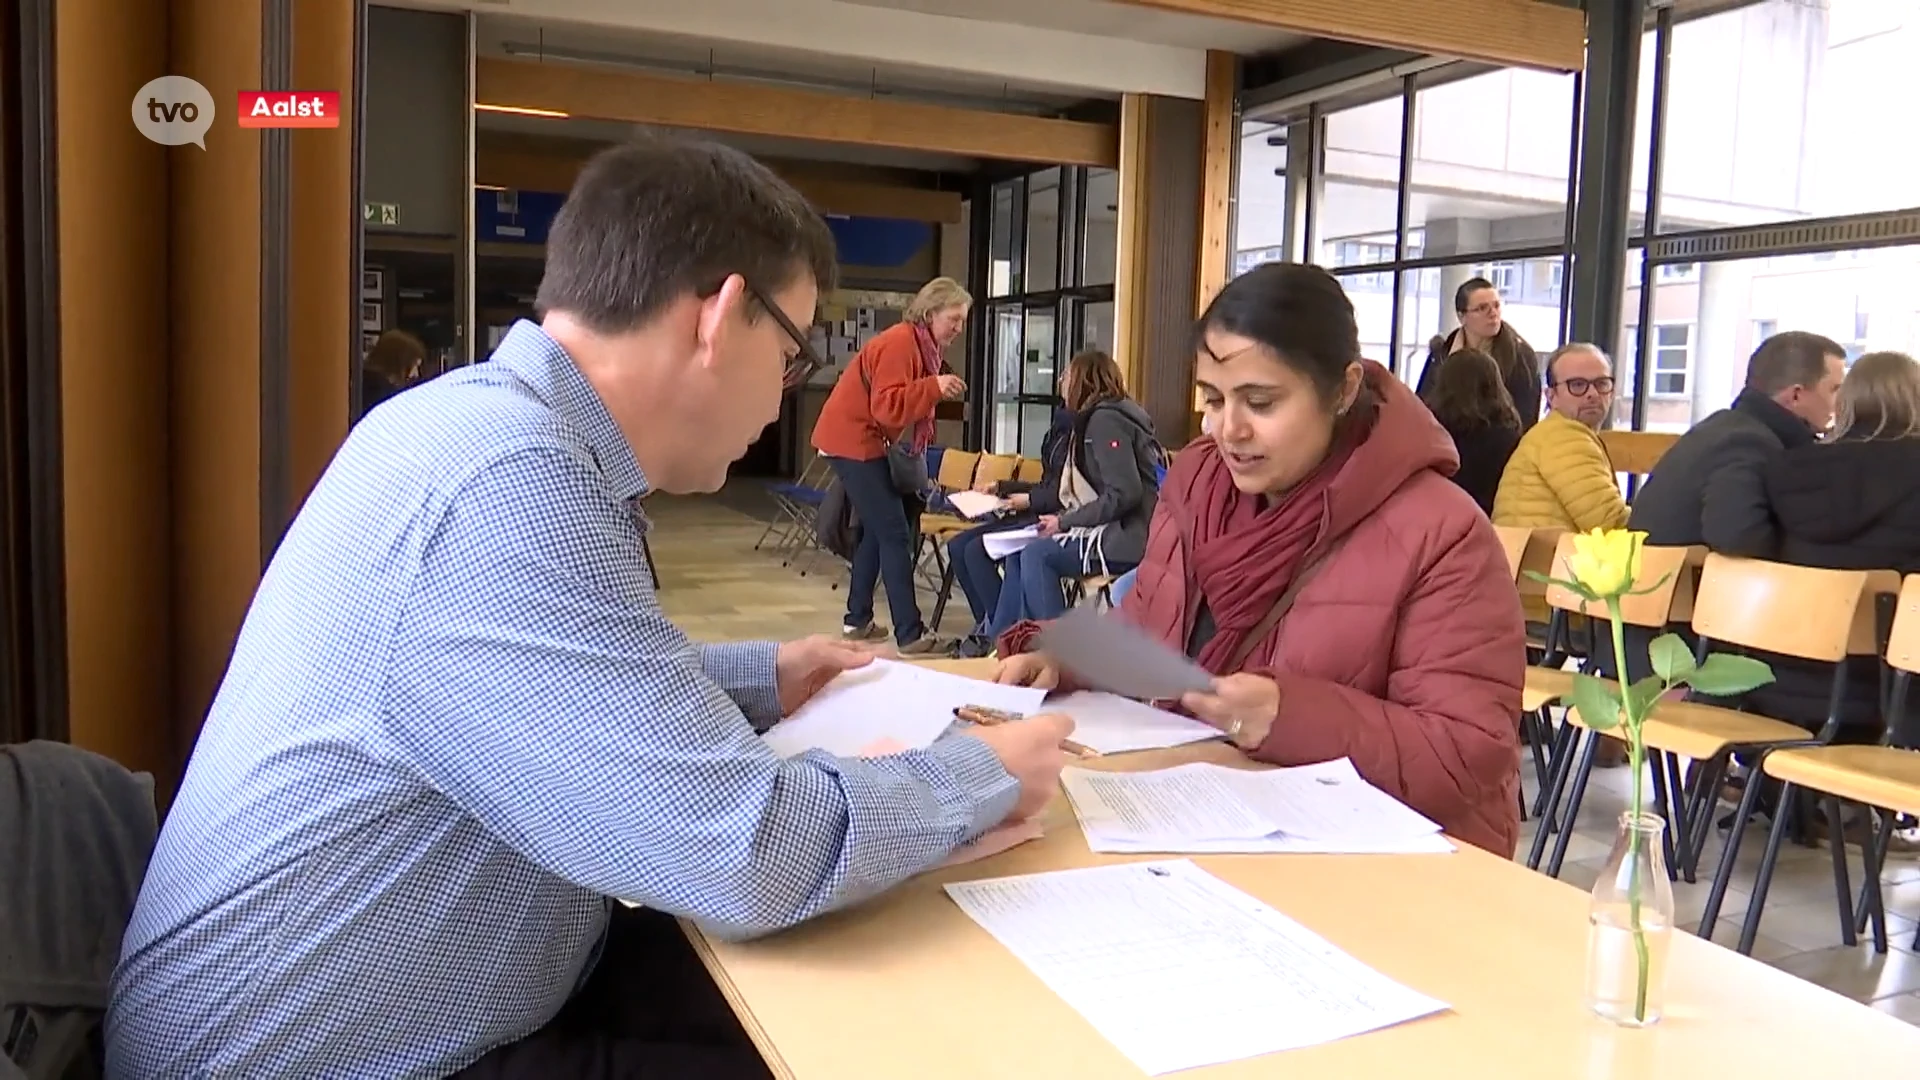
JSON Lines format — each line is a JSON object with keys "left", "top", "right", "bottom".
{"left": 760, "top": 658, "right": 1046, "bottom": 758}
{"left": 1059, "top": 761, "right": 1449, "bottom": 855}
{"left": 944, "top": 860, "right": 1449, "bottom": 1075}
{"left": 945, "top": 490, "right": 1007, "bottom": 520}
{"left": 983, "top": 526, "right": 1041, "bottom": 560}
{"left": 1045, "top": 691, "right": 1223, "bottom": 755}
{"left": 1034, "top": 604, "right": 1214, "bottom": 700}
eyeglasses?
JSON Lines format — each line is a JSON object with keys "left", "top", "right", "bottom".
{"left": 1466, "top": 301, "right": 1502, "bottom": 317}
{"left": 1555, "top": 376, "right": 1615, "bottom": 397}
{"left": 743, "top": 281, "right": 825, "bottom": 391}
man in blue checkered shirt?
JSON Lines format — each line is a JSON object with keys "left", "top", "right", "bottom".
{"left": 106, "top": 136, "right": 1074, "bottom": 1079}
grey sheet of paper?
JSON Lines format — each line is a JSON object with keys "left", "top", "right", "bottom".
{"left": 1034, "top": 605, "right": 1216, "bottom": 701}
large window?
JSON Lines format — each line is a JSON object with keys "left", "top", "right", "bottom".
{"left": 981, "top": 167, "right": 1117, "bottom": 454}
{"left": 1620, "top": 0, "right": 1920, "bottom": 433}
{"left": 1233, "top": 0, "right": 1920, "bottom": 439}
{"left": 1235, "top": 64, "right": 1579, "bottom": 385}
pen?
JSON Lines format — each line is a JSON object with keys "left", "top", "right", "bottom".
{"left": 953, "top": 704, "right": 1098, "bottom": 758}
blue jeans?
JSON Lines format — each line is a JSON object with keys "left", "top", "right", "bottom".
{"left": 985, "top": 539, "right": 1136, "bottom": 640}
{"left": 828, "top": 456, "right": 926, "bottom": 645}
{"left": 947, "top": 519, "right": 1031, "bottom": 629}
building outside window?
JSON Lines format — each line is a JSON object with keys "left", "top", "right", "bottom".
{"left": 1231, "top": 0, "right": 1920, "bottom": 436}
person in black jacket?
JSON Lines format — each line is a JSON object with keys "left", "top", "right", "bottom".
{"left": 945, "top": 406, "right": 1074, "bottom": 657}
{"left": 1414, "top": 277, "right": 1541, "bottom": 432}
{"left": 1751, "top": 351, "right": 1920, "bottom": 740}
{"left": 982, "top": 350, "right": 1162, "bottom": 643}
{"left": 1422, "top": 346, "right": 1522, "bottom": 515}
{"left": 1593, "top": 331, "right": 1847, "bottom": 687}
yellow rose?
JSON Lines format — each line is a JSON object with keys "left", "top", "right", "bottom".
{"left": 1566, "top": 527, "right": 1645, "bottom": 599}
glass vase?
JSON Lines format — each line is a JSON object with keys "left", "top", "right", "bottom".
{"left": 1585, "top": 811, "right": 1675, "bottom": 1027}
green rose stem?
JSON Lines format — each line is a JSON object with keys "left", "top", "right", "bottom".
{"left": 1606, "top": 596, "right": 1652, "bottom": 1024}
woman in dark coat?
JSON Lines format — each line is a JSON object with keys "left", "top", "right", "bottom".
{"left": 1422, "top": 347, "right": 1522, "bottom": 515}
{"left": 1415, "top": 276, "right": 1540, "bottom": 432}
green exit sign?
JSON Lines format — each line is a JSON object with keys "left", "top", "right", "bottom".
{"left": 363, "top": 202, "right": 399, "bottom": 226}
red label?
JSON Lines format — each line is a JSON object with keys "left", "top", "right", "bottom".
{"left": 237, "top": 91, "right": 340, "bottom": 128}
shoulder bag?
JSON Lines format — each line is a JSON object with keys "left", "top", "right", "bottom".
{"left": 858, "top": 352, "right": 931, "bottom": 496}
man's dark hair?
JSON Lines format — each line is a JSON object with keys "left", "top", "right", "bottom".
{"left": 536, "top": 134, "right": 838, "bottom": 334}
{"left": 1745, "top": 330, "right": 1843, "bottom": 394}
{"left": 1195, "top": 262, "right": 1359, "bottom": 405}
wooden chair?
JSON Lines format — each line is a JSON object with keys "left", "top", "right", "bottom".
{"left": 1598, "top": 429, "right": 1678, "bottom": 478}
{"left": 1706, "top": 573, "right": 1919, "bottom": 956}
{"left": 1014, "top": 457, "right": 1043, "bottom": 484}
{"left": 1528, "top": 534, "right": 1712, "bottom": 868}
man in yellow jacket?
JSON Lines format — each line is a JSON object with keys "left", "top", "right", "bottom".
{"left": 1493, "top": 342, "right": 1629, "bottom": 533}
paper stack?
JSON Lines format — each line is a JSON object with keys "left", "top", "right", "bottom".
{"left": 760, "top": 658, "right": 1046, "bottom": 758}
{"left": 1060, "top": 758, "right": 1455, "bottom": 854}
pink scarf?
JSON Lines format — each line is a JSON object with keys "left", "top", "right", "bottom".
{"left": 907, "top": 322, "right": 943, "bottom": 453}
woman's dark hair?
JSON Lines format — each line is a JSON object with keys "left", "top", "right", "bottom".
{"left": 1453, "top": 276, "right": 1497, "bottom": 315}
{"left": 364, "top": 329, "right": 426, "bottom": 384}
{"left": 1194, "top": 262, "right": 1359, "bottom": 405}
{"left": 1426, "top": 348, "right": 1520, "bottom": 432}
{"left": 1063, "top": 349, "right": 1126, "bottom": 412}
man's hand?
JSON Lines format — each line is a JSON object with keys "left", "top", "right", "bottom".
{"left": 775, "top": 635, "right": 877, "bottom": 716}
{"left": 1036, "top": 514, "right": 1062, "bottom": 537}
{"left": 1180, "top": 673, "right": 1282, "bottom": 751}
{"left": 966, "top": 713, "right": 1075, "bottom": 822}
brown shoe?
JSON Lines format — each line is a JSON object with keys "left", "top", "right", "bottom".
{"left": 841, "top": 621, "right": 889, "bottom": 643}
{"left": 896, "top": 633, "right": 954, "bottom": 656}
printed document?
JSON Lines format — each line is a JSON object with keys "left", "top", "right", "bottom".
{"left": 944, "top": 860, "right": 1449, "bottom": 1074}
{"left": 759, "top": 658, "right": 1046, "bottom": 758}
{"left": 945, "top": 489, "right": 1008, "bottom": 519}
{"left": 1043, "top": 691, "right": 1223, "bottom": 755}
{"left": 1059, "top": 759, "right": 1453, "bottom": 855}
{"left": 983, "top": 526, "right": 1042, "bottom": 560}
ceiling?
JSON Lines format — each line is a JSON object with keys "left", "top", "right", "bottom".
{"left": 476, "top": 109, "right": 985, "bottom": 173}
{"left": 477, "top": 13, "right": 1095, "bottom": 110}
{"left": 835, "top": 0, "right": 1307, "bottom": 52}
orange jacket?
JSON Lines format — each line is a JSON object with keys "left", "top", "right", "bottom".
{"left": 811, "top": 322, "right": 944, "bottom": 462}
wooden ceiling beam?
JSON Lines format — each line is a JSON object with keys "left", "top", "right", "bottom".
{"left": 1106, "top": 0, "right": 1587, "bottom": 73}
{"left": 475, "top": 57, "right": 1118, "bottom": 167}
{"left": 474, "top": 141, "right": 965, "bottom": 224}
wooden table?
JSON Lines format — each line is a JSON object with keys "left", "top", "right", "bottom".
{"left": 685, "top": 660, "right": 1920, "bottom": 1078}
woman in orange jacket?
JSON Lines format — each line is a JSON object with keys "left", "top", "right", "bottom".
{"left": 812, "top": 277, "right": 969, "bottom": 653}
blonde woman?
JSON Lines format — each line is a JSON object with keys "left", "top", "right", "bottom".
{"left": 1755, "top": 350, "right": 1920, "bottom": 745}
{"left": 812, "top": 277, "right": 970, "bottom": 654}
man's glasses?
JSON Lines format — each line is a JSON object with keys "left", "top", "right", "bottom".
{"left": 1554, "top": 376, "right": 1615, "bottom": 397}
{"left": 743, "top": 281, "right": 825, "bottom": 391}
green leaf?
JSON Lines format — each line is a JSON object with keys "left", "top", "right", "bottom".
{"left": 1624, "top": 674, "right": 1665, "bottom": 720}
{"left": 1523, "top": 571, "right": 1598, "bottom": 602}
{"left": 1625, "top": 571, "right": 1674, "bottom": 597}
{"left": 1568, "top": 673, "right": 1623, "bottom": 732}
{"left": 1648, "top": 633, "right": 1696, "bottom": 682}
{"left": 1683, "top": 653, "right": 1776, "bottom": 697}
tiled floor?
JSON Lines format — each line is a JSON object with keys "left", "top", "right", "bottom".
{"left": 645, "top": 486, "right": 1920, "bottom": 1028}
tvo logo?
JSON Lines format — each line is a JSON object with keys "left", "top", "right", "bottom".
{"left": 132, "top": 76, "right": 215, "bottom": 149}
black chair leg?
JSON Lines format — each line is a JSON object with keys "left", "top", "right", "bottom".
{"left": 1648, "top": 753, "right": 1680, "bottom": 881}
{"left": 1736, "top": 780, "right": 1800, "bottom": 956}
{"left": 1822, "top": 796, "right": 1857, "bottom": 948}
{"left": 1528, "top": 726, "right": 1585, "bottom": 870}
{"left": 1699, "top": 766, "right": 1771, "bottom": 943}
{"left": 1547, "top": 733, "right": 1604, "bottom": 879}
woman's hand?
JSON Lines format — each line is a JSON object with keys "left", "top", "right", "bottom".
{"left": 1035, "top": 514, "right": 1061, "bottom": 537}
{"left": 936, "top": 374, "right": 967, "bottom": 400}
{"left": 993, "top": 652, "right": 1060, "bottom": 689}
{"left": 1181, "top": 673, "right": 1282, "bottom": 750}
{"left": 1007, "top": 492, "right": 1031, "bottom": 511}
